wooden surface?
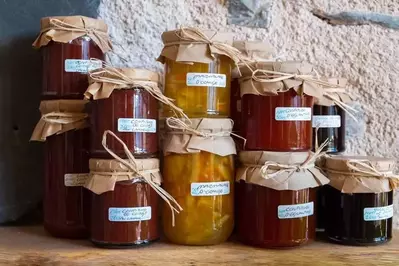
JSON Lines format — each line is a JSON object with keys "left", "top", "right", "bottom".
{"left": 0, "top": 226, "right": 398, "bottom": 265}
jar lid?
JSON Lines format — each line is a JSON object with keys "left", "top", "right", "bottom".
{"left": 157, "top": 28, "right": 234, "bottom": 64}
{"left": 237, "top": 151, "right": 329, "bottom": 191}
{"left": 324, "top": 155, "right": 396, "bottom": 173}
{"left": 232, "top": 41, "right": 274, "bottom": 60}
{"left": 239, "top": 61, "right": 314, "bottom": 78}
{"left": 33, "top": 16, "right": 112, "bottom": 53}
{"left": 85, "top": 158, "right": 161, "bottom": 195}
{"left": 314, "top": 78, "right": 352, "bottom": 106}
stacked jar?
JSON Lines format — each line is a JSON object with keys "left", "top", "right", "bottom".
{"left": 158, "top": 28, "right": 238, "bottom": 245}
{"left": 30, "top": 16, "right": 111, "bottom": 239}
{"left": 235, "top": 61, "right": 330, "bottom": 248}
{"left": 82, "top": 67, "right": 163, "bottom": 248}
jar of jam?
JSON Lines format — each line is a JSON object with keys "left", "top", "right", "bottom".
{"left": 85, "top": 158, "right": 161, "bottom": 247}
{"left": 162, "top": 118, "right": 236, "bottom": 245}
{"left": 312, "top": 78, "right": 351, "bottom": 153}
{"left": 239, "top": 61, "right": 319, "bottom": 151}
{"left": 33, "top": 16, "right": 112, "bottom": 98}
{"left": 322, "top": 155, "right": 396, "bottom": 245}
{"left": 30, "top": 100, "right": 90, "bottom": 238}
{"left": 158, "top": 28, "right": 234, "bottom": 118}
{"left": 236, "top": 151, "right": 329, "bottom": 248}
{"left": 87, "top": 68, "right": 160, "bottom": 159}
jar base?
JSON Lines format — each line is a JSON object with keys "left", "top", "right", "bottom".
{"left": 327, "top": 235, "right": 391, "bottom": 246}
{"left": 238, "top": 238, "right": 312, "bottom": 249}
{"left": 91, "top": 238, "right": 159, "bottom": 249}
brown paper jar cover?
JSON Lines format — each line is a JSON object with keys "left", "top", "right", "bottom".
{"left": 88, "top": 68, "right": 160, "bottom": 159}
{"left": 315, "top": 78, "right": 352, "bottom": 106}
{"left": 237, "top": 151, "right": 329, "bottom": 191}
{"left": 163, "top": 118, "right": 237, "bottom": 156}
{"left": 30, "top": 100, "right": 89, "bottom": 141}
{"left": 321, "top": 155, "right": 397, "bottom": 193}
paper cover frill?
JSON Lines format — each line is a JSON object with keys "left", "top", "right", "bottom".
{"left": 163, "top": 118, "right": 236, "bottom": 157}
{"left": 237, "top": 151, "right": 329, "bottom": 191}
{"left": 84, "top": 158, "right": 161, "bottom": 195}
{"left": 321, "top": 155, "right": 396, "bottom": 193}
{"left": 315, "top": 78, "right": 353, "bottom": 106}
{"left": 157, "top": 29, "right": 234, "bottom": 64}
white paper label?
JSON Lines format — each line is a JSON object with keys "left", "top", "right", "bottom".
{"left": 278, "top": 202, "right": 314, "bottom": 219}
{"left": 312, "top": 115, "right": 341, "bottom": 128}
{"left": 364, "top": 205, "right": 393, "bottom": 221}
{"left": 64, "top": 59, "right": 102, "bottom": 73}
{"left": 275, "top": 107, "right": 312, "bottom": 121}
{"left": 191, "top": 181, "right": 230, "bottom": 196}
{"left": 117, "top": 118, "right": 156, "bottom": 133}
{"left": 64, "top": 173, "right": 89, "bottom": 187}
{"left": 108, "top": 207, "right": 152, "bottom": 222}
{"left": 186, "top": 73, "right": 226, "bottom": 87}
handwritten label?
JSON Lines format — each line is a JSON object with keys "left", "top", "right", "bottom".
{"left": 312, "top": 115, "right": 341, "bottom": 128}
{"left": 186, "top": 73, "right": 226, "bottom": 87}
{"left": 278, "top": 202, "right": 314, "bottom": 219}
{"left": 117, "top": 118, "right": 156, "bottom": 133}
{"left": 64, "top": 59, "right": 102, "bottom": 73}
{"left": 275, "top": 107, "right": 312, "bottom": 121}
{"left": 64, "top": 173, "right": 89, "bottom": 187}
{"left": 191, "top": 181, "right": 230, "bottom": 196}
{"left": 108, "top": 207, "right": 152, "bottom": 222}
{"left": 364, "top": 205, "right": 393, "bottom": 221}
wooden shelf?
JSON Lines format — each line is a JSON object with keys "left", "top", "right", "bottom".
{"left": 0, "top": 226, "right": 398, "bottom": 265}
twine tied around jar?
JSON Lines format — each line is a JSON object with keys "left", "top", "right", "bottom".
{"left": 45, "top": 18, "right": 112, "bottom": 52}
{"left": 87, "top": 60, "right": 190, "bottom": 123}
{"left": 324, "top": 159, "right": 399, "bottom": 190}
{"left": 101, "top": 130, "right": 183, "bottom": 226}
{"left": 166, "top": 117, "right": 247, "bottom": 146}
{"left": 41, "top": 112, "right": 88, "bottom": 125}
{"left": 259, "top": 138, "right": 330, "bottom": 181}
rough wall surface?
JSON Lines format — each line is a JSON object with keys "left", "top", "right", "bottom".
{"left": 98, "top": 0, "right": 399, "bottom": 228}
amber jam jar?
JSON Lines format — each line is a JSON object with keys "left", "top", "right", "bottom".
{"left": 88, "top": 68, "right": 160, "bottom": 159}
{"left": 158, "top": 29, "right": 234, "bottom": 118}
{"left": 236, "top": 151, "right": 329, "bottom": 248}
{"left": 33, "top": 16, "right": 111, "bottom": 98}
{"left": 86, "top": 159, "right": 160, "bottom": 248}
{"left": 30, "top": 100, "right": 90, "bottom": 239}
{"left": 322, "top": 156, "right": 395, "bottom": 246}
{"left": 239, "top": 62, "right": 317, "bottom": 151}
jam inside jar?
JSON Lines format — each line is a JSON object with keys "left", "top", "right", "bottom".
{"left": 90, "top": 179, "right": 160, "bottom": 247}
{"left": 41, "top": 36, "right": 104, "bottom": 99}
{"left": 43, "top": 129, "right": 90, "bottom": 238}
{"left": 236, "top": 182, "right": 316, "bottom": 248}
{"left": 241, "top": 89, "right": 314, "bottom": 151}
{"left": 90, "top": 88, "right": 159, "bottom": 159}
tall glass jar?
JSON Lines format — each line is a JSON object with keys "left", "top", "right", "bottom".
{"left": 86, "top": 159, "right": 161, "bottom": 248}
{"left": 158, "top": 29, "right": 234, "bottom": 118}
{"left": 33, "top": 16, "right": 111, "bottom": 99}
{"left": 322, "top": 155, "right": 395, "bottom": 246}
{"left": 88, "top": 68, "right": 160, "bottom": 159}
{"left": 239, "top": 62, "right": 317, "bottom": 151}
{"left": 236, "top": 151, "right": 329, "bottom": 248}
{"left": 162, "top": 118, "right": 236, "bottom": 245}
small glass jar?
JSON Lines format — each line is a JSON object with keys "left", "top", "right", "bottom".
{"left": 44, "top": 129, "right": 90, "bottom": 238}
{"left": 90, "top": 88, "right": 159, "bottom": 159}
{"left": 162, "top": 152, "right": 235, "bottom": 245}
{"left": 313, "top": 104, "right": 346, "bottom": 153}
{"left": 34, "top": 16, "right": 109, "bottom": 99}
{"left": 242, "top": 89, "right": 314, "bottom": 151}
{"left": 236, "top": 182, "right": 316, "bottom": 248}
{"left": 87, "top": 159, "right": 160, "bottom": 248}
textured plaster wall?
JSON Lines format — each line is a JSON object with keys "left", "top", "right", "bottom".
{"left": 98, "top": 0, "right": 399, "bottom": 228}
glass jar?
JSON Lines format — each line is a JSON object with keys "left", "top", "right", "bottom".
{"left": 90, "top": 88, "right": 159, "bottom": 159}
{"left": 325, "top": 186, "right": 393, "bottom": 245}
{"left": 90, "top": 180, "right": 159, "bottom": 247}
{"left": 41, "top": 36, "right": 104, "bottom": 99}
{"left": 236, "top": 181, "right": 316, "bottom": 248}
{"left": 163, "top": 56, "right": 232, "bottom": 118}
{"left": 44, "top": 129, "right": 90, "bottom": 238}
{"left": 313, "top": 104, "right": 346, "bottom": 153}
{"left": 162, "top": 152, "right": 234, "bottom": 245}
{"left": 242, "top": 89, "right": 314, "bottom": 151}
